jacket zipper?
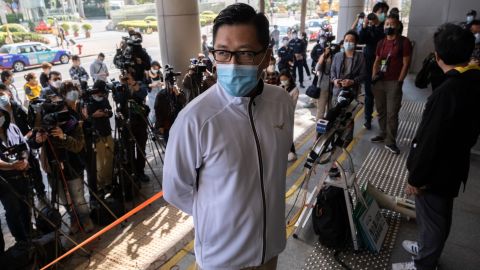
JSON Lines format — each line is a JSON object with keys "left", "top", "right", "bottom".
{"left": 248, "top": 98, "right": 267, "bottom": 264}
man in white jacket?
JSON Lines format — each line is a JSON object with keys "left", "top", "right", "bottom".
{"left": 163, "top": 3, "right": 295, "bottom": 270}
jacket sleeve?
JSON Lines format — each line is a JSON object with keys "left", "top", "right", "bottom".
{"left": 407, "top": 91, "right": 452, "bottom": 187}
{"left": 162, "top": 111, "right": 203, "bottom": 215}
{"left": 330, "top": 53, "right": 340, "bottom": 81}
{"left": 56, "top": 125, "right": 85, "bottom": 153}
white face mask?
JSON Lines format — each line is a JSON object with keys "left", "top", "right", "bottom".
{"left": 467, "top": 15, "right": 474, "bottom": 24}
{"left": 267, "top": 65, "right": 275, "bottom": 73}
{"left": 51, "top": 80, "right": 62, "bottom": 89}
{"left": 280, "top": 80, "right": 289, "bottom": 87}
{"left": 475, "top": 33, "right": 480, "bottom": 44}
{"left": 92, "top": 95, "right": 104, "bottom": 102}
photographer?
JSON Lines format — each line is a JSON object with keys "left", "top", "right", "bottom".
{"left": 147, "top": 61, "right": 163, "bottom": 123}
{"left": 87, "top": 80, "right": 114, "bottom": 194}
{"left": 120, "top": 71, "right": 150, "bottom": 183}
{"left": 33, "top": 99, "right": 93, "bottom": 234}
{"left": 41, "top": 71, "right": 63, "bottom": 100}
{"left": 69, "top": 55, "right": 89, "bottom": 91}
{"left": 1, "top": 71, "right": 22, "bottom": 107}
{"left": 0, "top": 108, "right": 31, "bottom": 252}
{"left": 155, "top": 72, "right": 185, "bottom": 143}
{"left": 182, "top": 65, "right": 201, "bottom": 103}
{"left": 115, "top": 32, "right": 151, "bottom": 82}
{"left": 370, "top": 15, "right": 412, "bottom": 155}
{"left": 314, "top": 44, "right": 336, "bottom": 120}
{"left": 331, "top": 30, "right": 366, "bottom": 106}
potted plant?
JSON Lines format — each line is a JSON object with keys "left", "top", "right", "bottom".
{"left": 82, "top": 23, "right": 92, "bottom": 38}
{"left": 61, "top": 22, "right": 70, "bottom": 35}
{"left": 72, "top": 24, "right": 79, "bottom": 37}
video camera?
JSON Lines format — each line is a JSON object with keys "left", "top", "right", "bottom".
{"left": 0, "top": 142, "right": 28, "bottom": 162}
{"left": 42, "top": 110, "right": 71, "bottom": 132}
{"left": 113, "top": 35, "right": 144, "bottom": 70}
{"left": 164, "top": 64, "right": 181, "bottom": 87}
{"left": 189, "top": 58, "right": 207, "bottom": 75}
{"left": 317, "top": 87, "right": 356, "bottom": 134}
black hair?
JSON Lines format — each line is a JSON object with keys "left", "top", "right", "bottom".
{"left": 367, "top": 13, "right": 378, "bottom": 21}
{"left": 48, "top": 71, "right": 61, "bottom": 80}
{"left": 279, "top": 70, "right": 296, "bottom": 90}
{"left": 434, "top": 23, "right": 475, "bottom": 65}
{"left": 0, "top": 84, "right": 7, "bottom": 91}
{"left": 213, "top": 3, "right": 270, "bottom": 50}
{"left": 390, "top": 7, "right": 400, "bottom": 16}
{"left": 98, "top": 52, "right": 105, "bottom": 58}
{"left": 151, "top": 60, "right": 161, "bottom": 68}
{"left": 92, "top": 80, "right": 107, "bottom": 92}
{"left": 0, "top": 70, "right": 12, "bottom": 83}
{"left": 467, "top": 10, "right": 477, "bottom": 17}
{"left": 373, "top": 2, "right": 389, "bottom": 13}
{"left": 471, "top": 20, "right": 480, "bottom": 26}
{"left": 24, "top": 72, "right": 36, "bottom": 82}
{"left": 344, "top": 30, "right": 359, "bottom": 43}
{"left": 71, "top": 55, "right": 80, "bottom": 61}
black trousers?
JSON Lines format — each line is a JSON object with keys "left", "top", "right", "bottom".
{"left": 414, "top": 191, "right": 454, "bottom": 270}
{"left": 0, "top": 177, "right": 30, "bottom": 243}
{"left": 131, "top": 116, "right": 148, "bottom": 176}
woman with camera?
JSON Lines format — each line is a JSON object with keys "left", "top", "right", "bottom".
{"left": 314, "top": 44, "right": 335, "bottom": 120}
{"left": 330, "top": 30, "right": 366, "bottom": 107}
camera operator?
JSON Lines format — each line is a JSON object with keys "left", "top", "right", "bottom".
{"left": 86, "top": 80, "right": 114, "bottom": 194}
{"left": 1, "top": 71, "right": 22, "bottom": 107}
{"left": 41, "top": 71, "right": 63, "bottom": 100}
{"left": 147, "top": 61, "right": 163, "bottom": 124}
{"left": 0, "top": 85, "right": 47, "bottom": 205}
{"left": 0, "top": 108, "right": 31, "bottom": 253}
{"left": 155, "top": 68, "right": 185, "bottom": 143}
{"left": 117, "top": 32, "right": 151, "bottom": 82}
{"left": 314, "top": 43, "right": 336, "bottom": 120}
{"left": 32, "top": 99, "right": 93, "bottom": 234}
{"left": 69, "top": 55, "right": 89, "bottom": 91}
{"left": 120, "top": 70, "right": 150, "bottom": 183}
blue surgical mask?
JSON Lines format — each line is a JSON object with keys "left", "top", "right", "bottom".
{"left": 467, "top": 15, "right": 474, "bottom": 24}
{"left": 378, "top": 13, "right": 386, "bottom": 23}
{"left": 217, "top": 64, "right": 261, "bottom": 97}
{"left": 344, "top": 42, "right": 355, "bottom": 51}
{"left": 475, "top": 33, "right": 480, "bottom": 44}
{"left": 0, "top": 95, "right": 10, "bottom": 108}
{"left": 340, "top": 47, "right": 345, "bottom": 53}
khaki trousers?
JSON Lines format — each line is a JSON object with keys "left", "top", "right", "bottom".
{"left": 372, "top": 80, "right": 403, "bottom": 145}
{"left": 96, "top": 135, "right": 114, "bottom": 190}
{"left": 195, "top": 256, "right": 278, "bottom": 270}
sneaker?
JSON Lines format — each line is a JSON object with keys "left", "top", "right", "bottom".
{"left": 299, "top": 84, "right": 305, "bottom": 88}
{"left": 370, "top": 135, "right": 385, "bottom": 143}
{"left": 82, "top": 218, "right": 95, "bottom": 233}
{"left": 288, "top": 152, "right": 297, "bottom": 162}
{"left": 385, "top": 144, "right": 401, "bottom": 155}
{"left": 392, "top": 261, "right": 416, "bottom": 270}
{"left": 402, "top": 240, "right": 419, "bottom": 256}
{"left": 363, "top": 121, "right": 372, "bottom": 130}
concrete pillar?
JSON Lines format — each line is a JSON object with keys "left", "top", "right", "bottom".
{"left": 300, "top": 0, "right": 307, "bottom": 33}
{"left": 155, "top": 0, "right": 201, "bottom": 77}
{"left": 337, "top": 0, "right": 364, "bottom": 41}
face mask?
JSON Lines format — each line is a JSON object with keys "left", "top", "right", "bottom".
{"left": 340, "top": 47, "right": 345, "bottom": 53}
{"left": 0, "top": 95, "right": 10, "bottom": 108}
{"left": 92, "top": 95, "right": 104, "bottom": 102}
{"left": 293, "top": 34, "right": 298, "bottom": 39}
{"left": 280, "top": 80, "right": 289, "bottom": 87}
{"left": 475, "top": 33, "right": 480, "bottom": 44}
{"left": 217, "top": 64, "right": 262, "bottom": 97}
{"left": 378, "top": 13, "right": 386, "bottom": 23}
{"left": 344, "top": 42, "right": 355, "bottom": 51}
{"left": 319, "top": 38, "right": 326, "bottom": 44}
{"left": 467, "top": 15, "right": 474, "bottom": 24}
{"left": 0, "top": 116, "right": 4, "bottom": 127}
{"left": 384, "top": 27, "right": 396, "bottom": 36}
{"left": 51, "top": 80, "right": 62, "bottom": 89}
{"left": 282, "top": 40, "right": 288, "bottom": 46}
{"left": 358, "top": 18, "right": 364, "bottom": 25}
{"left": 66, "top": 91, "right": 79, "bottom": 102}
{"left": 267, "top": 65, "right": 275, "bottom": 73}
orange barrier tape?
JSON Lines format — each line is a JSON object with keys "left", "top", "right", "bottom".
{"left": 41, "top": 191, "right": 164, "bottom": 270}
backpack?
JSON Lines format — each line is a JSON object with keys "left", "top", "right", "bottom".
{"left": 305, "top": 74, "right": 321, "bottom": 99}
{"left": 415, "top": 52, "right": 436, "bottom": 89}
{"left": 312, "top": 186, "right": 350, "bottom": 248}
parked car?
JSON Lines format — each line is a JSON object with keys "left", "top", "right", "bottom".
{"left": 0, "top": 42, "right": 71, "bottom": 72}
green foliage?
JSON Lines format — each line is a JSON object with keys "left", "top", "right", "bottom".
{"left": 0, "top": 32, "right": 49, "bottom": 46}
{"left": 81, "top": 23, "right": 93, "bottom": 31}
{"left": 46, "top": 15, "right": 82, "bottom": 22}
{"left": 26, "top": 21, "right": 36, "bottom": 32}
{"left": 71, "top": 24, "right": 80, "bottom": 33}
{"left": 0, "top": 24, "right": 28, "bottom": 33}
{"left": 117, "top": 20, "right": 158, "bottom": 32}
{"left": 6, "top": 13, "right": 24, "bottom": 23}
{"left": 144, "top": 16, "right": 157, "bottom": 21}
{"left": 200, "top": 11, "right": 217, "bottom": 24}
{"left": 61, "top": 23, "right": 70, "bottom": 31}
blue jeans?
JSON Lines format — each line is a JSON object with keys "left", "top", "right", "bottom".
{"left": 0, "top": 177, "right": 30, "bottom": 243}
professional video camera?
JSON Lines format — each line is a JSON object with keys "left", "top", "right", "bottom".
{"left": 164, "top": 65, "right": 181, "bottom": 87}
{"left": 113, "top": 34, "right": 150, "bottom": 70}
{"left": 42, "top": 110, "right": 70, "bottom": 132}
{"left": 189, "top": 58, "right": 207, "bottom": 75}
{"left": 0, "top": 142, "right": 28, "bottom": 162}
{"left": 317, "top": 87, "right": 356, "bottom": 135}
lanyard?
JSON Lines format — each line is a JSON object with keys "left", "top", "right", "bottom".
{"left": 380, "top": 38, "right": 398, "bottom": 59}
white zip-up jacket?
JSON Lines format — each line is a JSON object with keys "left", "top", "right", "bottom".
{"left": 163, "top": 81, "right": 294, "bottom": 270}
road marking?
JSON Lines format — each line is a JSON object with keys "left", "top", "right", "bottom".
{"left": 159, "top": 240, "right": 194, "bottom": 270}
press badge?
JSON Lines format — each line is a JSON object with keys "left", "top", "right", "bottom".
{"left": 380, "top": 59, "right": 388, "bottom": 73}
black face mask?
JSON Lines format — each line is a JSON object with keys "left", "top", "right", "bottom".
{"left": 384, "top": 27, "right": 396, "bottom": 36}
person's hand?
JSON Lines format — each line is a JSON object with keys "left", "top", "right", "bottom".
{"left": 405, "top": 184, "right": 421, "bottom": 196}
{"left": 12, "top": 160, "right": 29, "bottom": 171}
{"left": 50, "top": 127, "right": 64, "bottom": 140}
{"left": 35, "top": 131, "right": 48, "bottom": 143}
{"left": 92, "top": 109, "right": 106, "bottom": 118}
{"left": 341, "top": 79, "right": 354, "bottom": 87}
{"left": 334, "top": 79, "right": 343, "bottom": 88}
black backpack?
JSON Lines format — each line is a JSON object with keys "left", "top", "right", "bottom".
{"left": 312, "top": 186, "right": 350, "bottom": 248}
{"left": 305, "top": 74, "right": 321, "bottom": 99}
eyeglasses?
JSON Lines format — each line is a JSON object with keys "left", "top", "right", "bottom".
{"left": 210, "top": 49, "right": 266, "bottom": 64}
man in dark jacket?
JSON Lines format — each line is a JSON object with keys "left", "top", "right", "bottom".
{"left": 402, "top": 24, "right": 480, "bottom": 270}
{"left": 154, "top": 84, "right": 185, "bottom": 143}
